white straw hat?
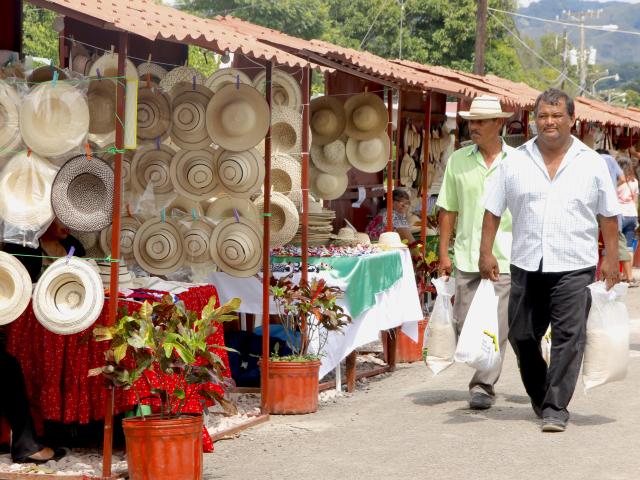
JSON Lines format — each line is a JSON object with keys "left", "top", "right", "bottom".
{"left": 458, "top": 95, "right": 513, "bottom": 120}
{"left": 27, "top": 66, "right": 69, "bottom": 85}
{"left": 355, "top": 232, "right": 371, "bottom": 246}
{"left": 267, "top": 152, "right": 302, "bottom": 207}
{"left": 137, "top": 87, "right": 172, "bottom": 142}
{"left": 309, "top": 166, "right": 349, "bottom": 200}
{"left": 0, "top": 251, "right": 32, "bottom": 325}
{"left": 0, "top": 81, "right": 22, "bottom": 158}
{"left": 204, "top": 68, "right": 252, "bottom": 94}
{"left": 310, "top": 138, "right": 350, "bottom": 175}
{"left": 170, "top": 82, "right": 213, "bottom": 150}
{"left": 87, "top": 79, "right": 116, "bottom": 138}
{"left": 100, "top": 215, "right": 142, "bottom": 261}
{"left": 170, "top": 147, "right": 221, "bottom": 201}
{"left": 32, "top": 256, "right": 105, "bottom": 335}
{"left": 344, "top": 92, "right": 388, "bottom": 140}
{"left": 159, "top": 66, "right": 204, "bottom": 93}
{"left": 205, "top": 194, "right": 261, "bottom": 226}
{"left": 20, "top": 82, "right": 90, "bottom": 158}
{"left": 378, "top": 231, "right": 407, "bottom": 249}
{"left": 400, "top": 153, "right": 417, "bottom": 187}
{"left": 130, "top": 144, "right": 177, "bottom": 197}
{"left": 254, "top": 192, "right": 299, "bottom": 248}
{"left": 133, "top": 217, "right": 186, "bottom": 276}
{"left": 0, "top": 151, "right": 57, "bottom": 230}
{"left": 253, "top": 69, "right": 302, "bottom": 111}
{"left": 209, "top": 217, "right": 263, "bottom": 277}
{"left": 310, "top": 96, "right": 346, "bottom": 146}
{"left": 205, "top": 83, "right": 270, "bottom": 152}
{"left": 346, "top": 132, "right": 390, "bottom": 173}
{"left": 271, "top": 107, "right": 302, "bottom": 155}
{"left": 138, "top": 62, "right": 168, "bottom": 84}
{"left": 89, "top": 53, "right": 138, "bottom": 83}
{"left": 181, "top": 219, "right": 214, "bottom": 265}
{"left": 216, "top": 148, "right": 265, "bottom": 199}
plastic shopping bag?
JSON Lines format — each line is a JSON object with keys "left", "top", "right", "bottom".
{"left": 454, "top": 279, "right": 501, "bottom": 372}
{"left": 582, "top": 281, "right": 629, "bottom": 392}
{"left": 541, "top": 326, "right": 552, "bottom": 366}
{"left": 423, "top": 276, "right": 456, "bottom": 375}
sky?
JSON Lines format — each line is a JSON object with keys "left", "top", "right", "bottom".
{"left": 519, "top": 0, "right": 640, "bottom": 5}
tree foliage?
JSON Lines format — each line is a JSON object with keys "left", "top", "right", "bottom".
{"left": 22, "top": 3, "right": 58, "bottom": 65}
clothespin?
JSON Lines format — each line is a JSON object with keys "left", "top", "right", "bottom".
{"left": 147, "top": 53, "right": 152, "bottom": 64}
{"left": 126, "top": 203, "right": 133, "bottom": 217}
{"left": 85, "top": 143, "right": 92, "bottom": 160}
{"left": 192, "top": 75, "right": 196, "bottom": 91}
{"left": 65, "top": 246, "right": 75, "bottom": 265}
{"left": 110, "top": 45, "right": 115, "bottom": 57}
{"left": 51, "top": 70, "right": 58, "bottom": 88}
{"left": 146, "top": 73, "right": 152, "bottom": 89}
{"left": 161, "top": 208, "right": 166, "bottom": 223}
{"left": 191, "top": 208, "right": 198, "bottom": 221}
{"left": 233, "top": 208, "right": 240, "bottom": 223}
{"left": 236, "top": 74, "right": 240, "bottom": 90}
{"left": 184, "top": 58, "right": 188, "bottom": 67}
{"left": 26, "top": 148, "right": 32, "bottom": 158}
{"left": 155, "top": 136, "right": 161, "bottom": 150}
{"left": 96, "top": 68, "right": 102, "bottom": 80}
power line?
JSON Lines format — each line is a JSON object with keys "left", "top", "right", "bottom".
{"left": 359, "top": 2, "right": 389, "bottom": 49}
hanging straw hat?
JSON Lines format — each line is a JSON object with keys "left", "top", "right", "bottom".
{"left": 133, "top": 217, "right": 186, "bottom": 276}
{"left": 209, "top": 217, "right": 262, "bottom": 277}
{"left": 27, "top": 65, "right": 69, "bottom": 85}
{"left": 355, "top": 232, "right": 371, "bottom": 246}
{"left": 70, "top": 42, "right": 91, "bottom": 76}
{"left": 100, "top": 215, "right": 142, "bottom": 261}
{"left": 346, "top": 132, "right": 390, "bottom": 173}
{"left": 51, "top": 155, "right": 114, "bottom": 232}
{"left": 458, "top": 95, "right": 513, "bottom": 120}
{"left": 181, "top": 219, "right": 214, "bottom": 265}
{"left": 170, "top": 82, "right": 213, "bottom": 150}
{"left": 88, "top": 52, "right": 138, "bottom": 83}
{"left": 137, "top": 87, "right": 172, "bottom": 142}
{"left": 87, "top": 78, "right": 117, "bottom": 138}
{"left": 32, "top": 256, "right": 105, "bottom": 335}
{"left": 267, "top": 153, "right": 302, "bottom": 207}
{"left": 0, "top": 81, "right": 21, "bottom": 159}
{"left": 400, "top": 153, "right": 417, "bottom": 187}
{"left": 20, "top": 82, "right": 90, "bottom": 158}
{"left": 254, "top": 192, "right": 299, "bottom": 248}
{"left": 378, "top": 231, "right": 407, "bottom": 250}
{"left": 270, "top": 107, "right": 302, "bottom": 155}
{"left": 0, "top": 251, "right": 33, "bottom": 326}
{"left": 253, "top": 69, "right": 302, "bottom": 111}
{"left": 216, "top": 148, "right": 265, "bottom": 199}
{"left": 97, "top": 261, "right": 136, "bottom": 290}
{"left": 344, "top": 92, "right": 388, "bottom": 140}
{"left": 138, "top": 62, "right": 168, "bottom": 85}
{"left": 130, "top": 144, "right": 177, "bottom": 197}
{"left": 205, "top": 83, "right": 270, "bottom": 152}
{"left": 0, "top": 151, "right": 57, "bottom": 230}
{"left": 159, "top": 66, "right": 204, "bottom": 93}
{"left": 204, "top": 68, "right": 252, "bottom": 94}
{"left": 334, "top": 227, "right": 356, "bottom": 246}
{"left": 170, "top": 147, "right": 221, "bottom": 201}
{"left": 205, "top": 194, "right": 260, "bottom": 226}
{"left": 309, "top": 166, "right": 349, "bottom": 201}
{"left": 310, "top": 138, "right": 350, "bottom": 175}
{"left": 310, "top": 96, "right": 346, "bottom": 146}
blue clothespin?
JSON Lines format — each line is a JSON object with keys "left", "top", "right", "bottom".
{"left": 96, "top": 68, "right": 102, "bottom": 80}
{"left": 191, "top": 208, "right": 198, "bottom": 221}
{"left": 52, "top": 71, "right": 58, "bottom": 88}
{"left": 236, "top": 74, "right": 240, "bottom": 90}
{"left": 161, "top": 208, "right": 166, "bottom": 223}
{"left": 155, "top": 136, "right": 161, "bottom": 150}
{"left": 233, "top": 208, "right": 240, "bottom": 223}
{"left": 192, "top": 75, "right": 196, "bottom": 91}
{"left": 65, "top": 246, "right": 75, "bottom": 265}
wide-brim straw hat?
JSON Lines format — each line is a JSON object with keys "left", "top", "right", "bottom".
{"left": 209, "top": 217, "right": 263, "bottom": 277}
{"left": 27, "top": 65, "right": 69, "bottom": 85}
{"left": 52, "top": 155, "right": 114, "bottom": 232}
{"left": 310, "top": 138, "right": 350, "bottom": 175}
{"left": 131, "top": 144, "right": 177, "bottom": 197}
{"left": 32, "top": 256, "right": 105, "bottom": 335}
{"left": 205, "top": 83, "right": 270, "bottom": 152}
{"left": 205, "top": 194, "right": 261, "bottom": 226}
{"left": 253, "top": 69, "right": 302, "bottom": 111}
{"left": 181, "top": 219, "right": 214, "bottom": 265}
{"left": 309, "top": 166, "right": 349, "bottom": 200}
{"left": 310, "top": 96, "right": 346, "bottom": 146}
{"left": 204, "top": 68, "right": 252, "bottom": 94}
{"left": 159, "top": 66, "right": 205, "bottom": 93}
{"left": 0, "top": 151, "right": 57, "bottom": 230}
{"left": 137, "top": 87, "right": 172, "bottom": 142}
{"left": 70, "top": 42, "right": 91, "bottom": 75}
{"left": 334, "top": 227, "right": 356, "bottom": 246}
{"left": 170, "top": 147, "right": 221, "bottom": 201}
{"left": 400, "top": 153, "right": 417, "bottom": 186}
{"left": 216, "top": 148, "right": 265, "bottom": 199}
{"left": 133, "top": 217, "right": 186, "bottom": 276}
{"left": 378, "top": 231, "right": 407, "bottom": 249}
{"left": 254, "top": 192, "right": 299, "bottom": 248}
{"left": 459, "top": 95, "right": 513, "bottom": 120}
{"left": 170, "top": 82, "right": 213, "bottom": 150}
{"left": 267, "top": 152, "right": 302, "bottom": 207}
{"left": 0, "top": 81, "right": 21, "bottom": 158}
{"left": 346, "top": 131, "right": 390, "bottom": 173}
{"left": 138, "top": 62, "right": 168, "bottom": 85}
{"left": 100, "top": 215, "right": 142, "bottom": 261}
{"left": 20, "top": 82, "right": 90, "bottom": 158}
{"left": 0, "top": 251, "right": 33, "bottom": 325}
{"left": 344, "top": 92, "right": 388, "bottom": 140}
{"left": 87, "top": 79, "right": 117, "bottom": 136}
{"left": 89, "top": 53, "right": 138, "bottom": 82}
{"left": 271, "top": 107, "right": 302, "bottom": 155}
{"left": 355, "top": 232, "right": 371, "bottom": 246}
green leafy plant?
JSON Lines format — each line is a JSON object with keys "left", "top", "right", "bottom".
{"left": 269, "top": 276, "right": 351, "bottom": 361}
{"left": 89, "top": 295, "right": 240, "bottom": 418}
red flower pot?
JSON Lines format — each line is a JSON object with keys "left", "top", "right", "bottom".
{"left": 395, "top": 319, "right": 429, "bottom": 363}
{"left": 265, "top": 360, "right": 321, "bottom": 414}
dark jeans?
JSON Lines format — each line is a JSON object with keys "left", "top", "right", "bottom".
{"left": 621, "top": 216, "right": 638, "bottom": 248}
{"left": 0, "top": 350, "right": 42, "bottom": 461}
{"left": 508, "top": 264, "right": 596, "bottom": 422}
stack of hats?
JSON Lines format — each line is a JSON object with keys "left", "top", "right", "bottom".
{"left": 292, "top": 200, "right": 335, "bottom": 246}
{"left": 97, "top": 260, "right": 136, "bottom": 289}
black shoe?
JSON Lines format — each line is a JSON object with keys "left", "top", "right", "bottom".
{"left": 14, "top": 447, "right": 66, "bottom": 464}
{"left": 532, "top": 402, "right": 543, "bottom": 419}
{"left": 469, "top": 392, "right": 493, "bottom": 410}
{"left": 541, "top": 417, "right": 567, "bottom": 432}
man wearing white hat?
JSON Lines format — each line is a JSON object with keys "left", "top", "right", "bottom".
{"left": 436, "top": 95, "right": 515, "bottom": 410}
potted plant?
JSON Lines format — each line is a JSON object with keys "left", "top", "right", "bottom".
{"left": 90, "top": 294, "right": 240, "bottom": 480}
{"left": 267, "top": 276, "right": 351, "bottom": 414}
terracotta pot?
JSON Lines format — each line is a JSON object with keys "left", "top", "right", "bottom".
{"left": 265, "top": 360, "right": 321, "bottom": 414}
{"left": 395, "top": 318, "right": 429, "bottom": 363}
{"left": 122, "top": 414, "right": 203, "bottom": 480}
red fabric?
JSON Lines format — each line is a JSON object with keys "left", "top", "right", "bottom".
{"left": 4, "top": 285, "right": 229, "bottom": 452}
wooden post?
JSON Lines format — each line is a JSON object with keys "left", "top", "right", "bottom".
{"left": 420, "top": 92, "right": 432, "bottom": 256}
{"left": 386, "top": 87, "right": 394, "bottom": 231}
{"left": 345, "top": 351, "right": 357, "bottom": 393}
{"left": 473, "top": 0, "right": 488, "bottom": 75}
{"left": 395, "top": 90, "right": 404, "bottom": 181}
{"left": 301, "top": 65, "right": 310, "bottom": 352}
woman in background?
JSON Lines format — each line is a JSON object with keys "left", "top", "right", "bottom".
{"left": 365, "top": 189, "right": 414, "bottom": 244}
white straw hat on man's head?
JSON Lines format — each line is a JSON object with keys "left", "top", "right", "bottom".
{"left": 0, "top": 251, "right": 33, "bottom": 326}
{"left": 458, "top": 95, "right": 513, "bottom": 120}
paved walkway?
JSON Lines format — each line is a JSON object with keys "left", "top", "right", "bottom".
{"left": 206, "top": 288, "right": 640, "bottom": 480}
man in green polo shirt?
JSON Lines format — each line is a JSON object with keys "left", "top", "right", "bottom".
{"left": 436, "top": 95, "right": 515, "bottom": 410}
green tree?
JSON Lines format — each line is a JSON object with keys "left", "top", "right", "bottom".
{"left": 22, "top": 3, "right": 58, "bottom": 65}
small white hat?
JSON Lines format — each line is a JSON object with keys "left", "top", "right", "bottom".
{"left": 253, "top": 69, "right": 302, "bottom": 111}
{"left": 204, "top": 68, "right": 252, "bottom": 94}
{"left": 216, "top": 148, "right": 265, "bottom": 199}
{"left": 181, "top": 219, "right": 214, "bottom": 265}
{"left": 100, "top": 215, "right": 142, "bottom": 261}
{"left": 209, "top": 217, "right": 263, "bottom": 277}
{"left": 344, "top": 92, "right": 388, "bottom": 140}
{"left": 130, "top": 144, "right": 177, "bottom": 198}
{"left": 0, "top": 81, "right": 22, "bottom": 159}
{"left": 458, "top": 95, "right": 513, "bottom": 120}
{"left": 170, "top": 82, "right": 214, "bottom": 150}
{"left": 346, "top": 132, "right": 390, "bottom": 173}
{"left": 310, "top": 96, "right": 346, "bottom": 146}
{"left": 87, "top": 79, "right": 117, "bottom": 138}
{"left": 137, "top": 87, "right": 172, "bottom": 143}
{"left": 170, "top": 147, "right": 221, "bottom": 201}
{"left": 133, "top": 217, "right": 186, "bottom": 276}
{"left": 88, "top": 53, "right": 138, "bottom": 83}
{"left": 138, "top": 62, "right": 168, "bottom": 85}
{"left": 254, "top": 192, "right": 299, "bottom": 248}
{"left": 0, "top": 251, "right": 33, "bottom": 325}
{"left": 205, "top": 194, "right": 261, "bottom": 226}
{"left": 159, "top": 66, "right": 205, "bottom": 93}
{"left": 378, "top": 231, "right": 407, "bottom": 249}
{"left": 310, "top": 138, "right": 350, "bottom": 175}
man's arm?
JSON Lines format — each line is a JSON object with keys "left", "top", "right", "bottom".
{"left": 438, "top": 209, "right": 457, "bottom": 276}
{"left": 479, "top": 211, "right": 502, "bottom": 281}
{"left": 599, "top": 215, "right": 620, "bottom": 290}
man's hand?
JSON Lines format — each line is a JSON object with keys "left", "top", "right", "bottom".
{"left": 479, "top": 252, "right": 500, "bottom": 281}
{"left": 600, "top": 255, "right": 621, "bottom": 290}
{"left": 438, "top": 254, "right": 453, "bottom": 277}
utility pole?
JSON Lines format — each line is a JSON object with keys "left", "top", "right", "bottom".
{"left": 474, "top": 0, "right": 488, "bottom": 75}
{"left": 579, "top": 13, "right": 586, "bottom": 95}
{"left": 561, "top": 28, "right": 568, "bottom": 90}
{"left": 398, "top": 0, "right": 405, "bottom": 60}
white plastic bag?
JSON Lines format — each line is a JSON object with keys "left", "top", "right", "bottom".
{"left": 423, "top": 276, "right": 457, "bottom": 375}
{"left": 582, "top": 281, "right": 629, "bottom": 392}
{"left": 454, "top": 279, "right": 501, "bottom": 372}
{"left": 541, "top": 326, "right": 552, "bottom": 366}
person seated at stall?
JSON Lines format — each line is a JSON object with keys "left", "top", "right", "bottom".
{"left": 365, "top": 189, "right": 414, "bottom": 244}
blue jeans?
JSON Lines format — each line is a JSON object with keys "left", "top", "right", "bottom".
{"left": 621, "top": 216, "right": 638, "bottom": 248}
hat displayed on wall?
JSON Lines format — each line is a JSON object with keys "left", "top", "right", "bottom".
{"left": 27, "top": 65, "right": 69, "bottom": 85}
{"left": 205, "top": 194, "right": 261, "bottom": 226}
{"left": 458, "top": 95, "right": 513, "bottom": 120}
{"left": 205, "top": 83, "right": 270, "bottom": 152}
{"left": 137, "top": 87, "right": 172, "bottom": 142}
{"left": 159, "top": 66, "right": 205, "bottom": 93}
{"left": 268, "top": 152, "right": 302, "bottom": 207}
{"left": 100, "top": 215, "right": 142, "bottom": 261}
{"left": 378, "top": 231, "right": 407, "bottom": 249}
{"left": 0, "top": 251, "right": 33, "bottom": 326}
{"left": 170, "top": 147, "right": 221, "bottom": 201}
{"left": 51, "top": 155, "right": 115, "bottom": 232}
{"left": 253, "top": 69, "right": 302, "bottom": 111}
{"left": 0, "top": 81, "right": 21, "bottom": 159}
{"left": 133, "top": 217, "right": 186, "bottom": 276}
{"left": 130, "top": 144, "right": 177, "bottom": 197}
{"left": 216, "top": 148, "right": 265, "bottom": 199}
{"left": 96, "top": 261, "right": 136, "bottom": 290}
{"left": 181, "top": 219, "right": 214, "bottom": 265}
{"left": 309, "top": 166, "right": 349, "bottom": 201}
{"left": 204, "top": 68, "right": 252, "bottom": 94}
{"left": 270, "top": 107, "right": 302, "bottom": 155}
{"left": 87, "top": 78, "right": 117, "bottom": 139}
{"left": 170, "top": 82, "right": 213, "bottom": 150}
{"left": 89, "top": 53, "right": 138, "bottom": 83}
{"left": 209, "top": 217, "right": 263, "bottom": 277}
{"left": 310, "top": 96, "right": 346, "bottom": 146}
{"left": 254, "top": 192, "right": 299, "bottom": 248}
{"left": 70, "top": 43, "right": 91, "bottom": 75}
{"left": 138, "top": 62, "right": 168, "bottom": 85}
{"left": 32, "top": 256, "right": 105, "bottom": 335}
{"left": 165, "top": 195, "right": 205, "bottom": 220}
{"left": 0, "top": 151, "right": 57, "bottom": 230}
{"left": 346, "top": 132, "right": 390, "bottom": 173}
{"left": 344, "top": 92, "right": 388, "bottom": 140}
{"left": 400, "top": 153, "right": 417, "bottom": 187}
{"left": 310, "top": 138, "right": 350, "bottom": 175}
{"left": 20, "top": 82, "right": 90, "bottom": 158}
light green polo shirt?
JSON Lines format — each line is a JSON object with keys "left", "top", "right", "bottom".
{"left": 436, "top": 142, "right": 513, "bottom": 273}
